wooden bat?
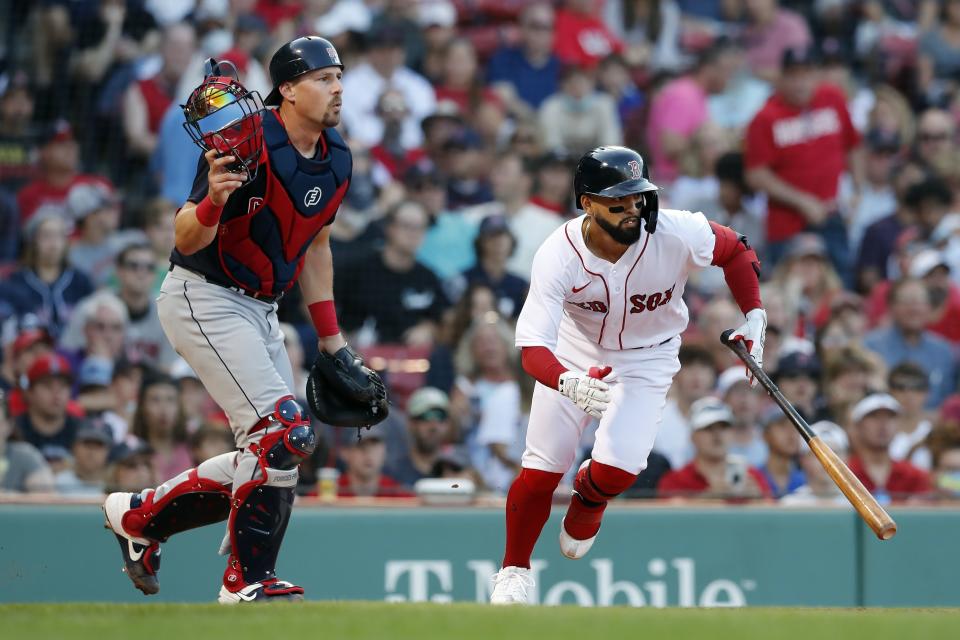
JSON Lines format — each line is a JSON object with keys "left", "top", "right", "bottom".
{"left": 720, "top": 330, "right": 897, "bottom": 541}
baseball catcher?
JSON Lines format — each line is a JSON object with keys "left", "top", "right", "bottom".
{"left": 101, "top": 37, "right": 387, "bottom": 604}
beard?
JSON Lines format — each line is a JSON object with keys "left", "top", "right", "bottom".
{"left": 594, "top": 214, "right": 643, "bottom": 245}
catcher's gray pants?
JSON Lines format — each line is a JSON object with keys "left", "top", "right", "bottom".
{"left": 149, "top": 266, "right": 302, "bottom": 562}
{"left": 157, "top": 266, "right": 295, "bottom": 448}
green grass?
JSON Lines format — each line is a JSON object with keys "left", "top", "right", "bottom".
{"left": 2, "top": 603, "right": 959, "bottom": 640}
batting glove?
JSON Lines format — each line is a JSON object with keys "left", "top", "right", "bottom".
{"left": 558, "top": 366, "right": 612, "bottom": 419}
{"left": 730, "top": 308, "right": 767, "bottom": 387}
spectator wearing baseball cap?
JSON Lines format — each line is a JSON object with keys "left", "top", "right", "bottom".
{"left": 757, "top": 407, "right": 806, "bottom": 499}
{"left": 385, "top": 387, "right": 455, "bottom": 487}
{"left": 0, "top": 392, "right": 55, "bottom": 493}
{"left": 16, "top": 119, "right": 115, "bottom": 225}
{"left": 54, "top": 419, "right": 114, "bottom": 496}
{"left": 336, "top": 426, "right": 413, "bottom": 498}
{"left": 781, "top": 420, "right": 849, "bottom": 505}
{"left": 452, "top": 215, "right": 528, "bottom": 320}
{"left": 887, "top": 362, "right": 934, "bottom": 470}
{"left": 13, "top": 353, "right": 89, "bottom": 472}
{"left": 847, "top": 393, "right": 932, "bottom": 501}
{"left": 772, "top": 351, "right": 825, "bottom": 423}
{"left": 716, "top": 366, "right": 768, "bottom": 468}
{"left": 657, "top": 397, "right": 772, "bottom": 500}
{"left": 0, "top": 209, "right": 94, "bottom": 339}
{"left": 65, "top": 182, "right": 122, "bottom": 287}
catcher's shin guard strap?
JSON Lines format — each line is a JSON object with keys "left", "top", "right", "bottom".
{"left": 121, "top": 468, "right": 232, "bottom": 542}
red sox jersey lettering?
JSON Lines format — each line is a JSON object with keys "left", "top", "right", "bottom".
{"left": 630, "top": 284, "right": 675, "bottom": 314}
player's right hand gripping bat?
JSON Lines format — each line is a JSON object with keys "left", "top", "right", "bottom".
{"left": 720, "top": 330, "right": 897, "bottom": 540}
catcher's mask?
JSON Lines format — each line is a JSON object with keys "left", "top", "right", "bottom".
{"left": 182, "top": 59, "right": 266, "bottom": 184}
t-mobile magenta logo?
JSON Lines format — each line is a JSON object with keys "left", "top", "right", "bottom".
{"left": 304, "top": 186, "right": 322, "bottom": 207}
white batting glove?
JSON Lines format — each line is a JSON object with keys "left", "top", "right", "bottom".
{"left": 730, "top": 308, "right": 767, "bottom": 387}
{"left": 558, "top": 366, "right": 612, "bottom": 419}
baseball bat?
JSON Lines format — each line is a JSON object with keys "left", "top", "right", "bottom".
{"left": 720, "top": 330, "right": 897, "bottom": 541}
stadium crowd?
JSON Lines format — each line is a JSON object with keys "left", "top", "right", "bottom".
{"left": 1, "top": 0, "right": 959, "bottom": 504}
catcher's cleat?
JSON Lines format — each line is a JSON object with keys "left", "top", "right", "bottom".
{"left": 218, "top": 580, "right": 305, "bottom": 604}
{"left": 490, "top": 566, "right": 534, "bottom": 605}
{"left": 102, "top": 492, "right": 162, "bottom": 595}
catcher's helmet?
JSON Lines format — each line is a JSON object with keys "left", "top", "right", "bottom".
{"left": 182, "top": 58, "right": 266, "bottom": 184}
{"left": 265, "top": 36, "right": 343, "bottom": 106}
{"left": 574, "top": 146, "right": 660, "bottom": 233}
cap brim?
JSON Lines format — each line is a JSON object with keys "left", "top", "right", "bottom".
{"left": 264, "top": 88, "right": 281, "bottom": 106}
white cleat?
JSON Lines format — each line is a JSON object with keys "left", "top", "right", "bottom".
{"left": 559, "top": 519, "right": 597, "bottom": 560}
{"left": 490, "top": 566, "right": 534, "bottom": 605}
{"left": 102, "top": 492, "right": 150, "bottom": 544}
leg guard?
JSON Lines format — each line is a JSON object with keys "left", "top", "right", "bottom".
{"left": 223, "top": 397, "right": 315, "bottom": 595}
{"left": 563, "top": 460, "right": 637, "bottom": 541}
{"left": 120, "top": 455, "right": 236, "bottom": 543}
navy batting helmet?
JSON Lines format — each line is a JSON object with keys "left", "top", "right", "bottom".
{"left": 265, "top": 36, "right": 343, "bottom": 106}
{"left": 574, "top": 146, "right": 660, "bottom": 233}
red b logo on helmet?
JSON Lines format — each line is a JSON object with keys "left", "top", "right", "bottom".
{"left": 628, "top": 160, "right": 642, "bottom": 180}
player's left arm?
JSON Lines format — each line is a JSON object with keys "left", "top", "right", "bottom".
{"left": 708, "top": 220, "right": 766, "bottom": 384}
{"left": 300, "top": 224, "right": 347, "bottom": 354}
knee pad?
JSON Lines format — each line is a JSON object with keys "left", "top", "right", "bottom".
{"left": 256, "top": 397, "right": 316, "bottom": 471}
{"left": 122, "top": 468, "right": 232, "bottom": 543}
{"left": 573, "top": 460, "right": 637, "bottom": 507}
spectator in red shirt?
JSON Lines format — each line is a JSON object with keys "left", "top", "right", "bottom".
{"left": 657, "top": 397, "right": 773, "bottom": 500}
{"left": 847, "top": 393, "right": 933, "bottom": 501}
{"left": 745, "top": 46, "right": 863, "bottom": 282}
{"left": 15, "top": 121, "right": 113, "bottom": 224}
{"left": 553, "top": 0, "right": 624, "bottom": 69}
{"left": 337, "top": 428, "right": 413, "bottom": 498}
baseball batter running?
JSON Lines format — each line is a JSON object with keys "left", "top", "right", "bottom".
{"left": 490, "top": 146, "right": 767, "bottom": 604}
{"left": 101, "top": 37, "right": 386, "bottom": 603}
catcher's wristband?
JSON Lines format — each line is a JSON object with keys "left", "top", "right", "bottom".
{"left": 309, "top": 300, "right": 340, "bottom": 338}
{"left": 195, "top": 196, "right": 223, "bottom": 227}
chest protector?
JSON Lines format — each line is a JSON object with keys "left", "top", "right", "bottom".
{"left": 216, "top": 110, "right": 351, "bottom": 296}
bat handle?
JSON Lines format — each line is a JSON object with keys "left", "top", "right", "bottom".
{"left": 720, "top": 328, "right": 737, "bottom": 346}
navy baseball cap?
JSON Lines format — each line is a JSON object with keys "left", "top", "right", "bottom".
{"left": 774, "top": 351, "right": 821, "bottom": 381}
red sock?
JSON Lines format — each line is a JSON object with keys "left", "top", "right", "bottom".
{"left": 563, "top": 461, "right": 636, "bottom": 540}
{"left": 502, "top": 468, "right": 563, "bottom": 568}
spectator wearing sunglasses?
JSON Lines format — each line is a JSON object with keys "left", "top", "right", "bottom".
{"left": 115, "top": 241, "right": 177, "bottom": 371}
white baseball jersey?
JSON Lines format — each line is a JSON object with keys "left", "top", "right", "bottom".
{"left": 516, "top": 209, "right": 716, "bottom": 475}
{"left": 516, "top": 209, "right": 715, "bottom": 358}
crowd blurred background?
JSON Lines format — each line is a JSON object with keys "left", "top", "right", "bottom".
{"left": 1, "top": 0, "right": 959, "bottom": 504}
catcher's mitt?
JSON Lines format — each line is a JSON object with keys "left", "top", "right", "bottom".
{"left": 307, "top": 344, "right": 389, "bottom": 428}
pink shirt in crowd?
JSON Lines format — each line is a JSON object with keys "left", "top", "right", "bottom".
{"left": 645, "top": 76, "right": 708, "bottom": 184}
{"left": 742, "top": 9, "right": 812, "bottom": 76}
